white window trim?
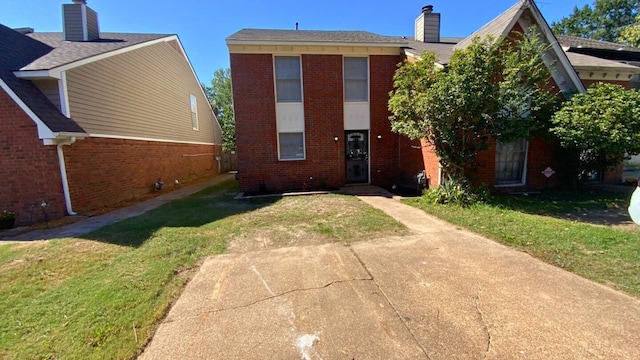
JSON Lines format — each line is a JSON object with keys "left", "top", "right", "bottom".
{"left": 273, "top": 55, "right": 304, "bottom": 104}
{"left": 190, "top": 94, "right": 199, "bottom": 131}
{"left": 274, "top": 55, "right": 305, "bottom": 161}
{"left": 277, "top": 131, "right": 306, "bottom": 161}
{"left": 343, "top": 56, "right": 370, "bottom": 103}
{"left": 494, "top": 140, "right": 529, "bottom": 188}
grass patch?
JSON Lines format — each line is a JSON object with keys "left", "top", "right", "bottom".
{"left": 0, "top": 181, "right": 406, "bottom": 359}
{"left": 404, "top": 191, "right": 640, "bottom": 297}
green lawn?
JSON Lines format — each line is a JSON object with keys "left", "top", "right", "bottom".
{"left": 0, "top": 180, "right": 406, "bottom": 360}
{"left": 404, "top": 190, "right": 640, "bottom": 297}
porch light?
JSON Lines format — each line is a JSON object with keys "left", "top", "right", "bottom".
{"left": 377, "top": 134, "right": 382, "bottom": 140}
{"left": 334, "top": 136, "right": 339, "bottom": 142}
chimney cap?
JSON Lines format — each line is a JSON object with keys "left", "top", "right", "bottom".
{"left": 422, "top": 5, "right": 434, "bottom": 14}
{"left": 72, "top": 0, "right": 87, "bottom": 4}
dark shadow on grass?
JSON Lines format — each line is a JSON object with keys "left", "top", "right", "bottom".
{"left": 487, "top": 189, "right": 634, "bottom": 228}
{"left": 80, "top": 181, "right": 279, "bottom": 247}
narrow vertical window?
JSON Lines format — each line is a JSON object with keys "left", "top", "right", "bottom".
{"left": 190, "top": 94, "right": 198, "bottom": 130}
{"left": 274, "top": 56, "right": 302, "bottom": 103}
{"left": 495, "top": 139, "right": 528, "bottom": 185}
{"left": 344, "top": 57, "right": 368, "bottom": 102}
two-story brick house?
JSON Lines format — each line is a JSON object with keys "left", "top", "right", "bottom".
{"left": 1, "top": 1, "right": 222, "bottom": 225}
{"left": 227, "top": 0, "right": 640, "bottom": 193}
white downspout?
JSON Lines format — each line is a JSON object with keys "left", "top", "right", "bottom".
{"left": 57, "top": 137, "right": 77, "bottom": 216}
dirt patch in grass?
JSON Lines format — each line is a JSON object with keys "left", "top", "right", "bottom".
{"left": 227, "top": 194, "right": 408, "bottom": 253}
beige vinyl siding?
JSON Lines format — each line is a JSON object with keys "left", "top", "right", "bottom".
{"left": 66, "top": 41, "right": 220, "bottom": 145}
{"left": 33, "top": 79, "right": 62, "bottom": 112}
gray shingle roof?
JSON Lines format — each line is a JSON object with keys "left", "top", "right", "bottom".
{"left": 454, "top": 0, "right": 525, "bottom": 50}
{"left": 403, "top": 39, "right": 456, "bottom": 64}
{"left": 0, "top": 24, "right": 85, "bottom": 133}
{"left": 227, "top": 29, "right": 407, "bottom": 46}
{"left": 565, "top": 52, "right": 640, "bottom": 70}
{"left": 556, "top": 35, "right": 640, "bottom": 53}
{"left": 22, "top": 32, "right": 171, "bottom": 71}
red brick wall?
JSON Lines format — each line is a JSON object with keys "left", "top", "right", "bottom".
{"left": 230, "top": 53, "right": 401, "bottom": 192}
{"left": 398, "top": 137, "right": 425, "bottom": 185}
{"left": 0, "top": 89, "right": 66, "bottom": 224}
{"left": 230, "top": 54, "right": 278, "bottom": 192}
{"left": 474, "top": 135, "right": 561, "bottom": 191}
{"left": 370, "top": 55, "right": 402, "bottom": 187}
{"left": 63, "top": 138, "right": 220, "bottom": 213}
{"left": 1, "top": 88, "right": 221, "bottom": 224}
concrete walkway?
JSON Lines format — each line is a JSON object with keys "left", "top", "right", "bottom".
{"left": 141, "top": 187, "right": 640, "bottom": 359}
{"left": 0, "top": 174, "right": 234, "bottom": 241}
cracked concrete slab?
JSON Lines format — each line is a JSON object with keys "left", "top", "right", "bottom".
{"left": 141, "top": 188, "right": 640, "bottom": 359}
{"left": 355, "top": 191, "right": 640, "bottom": 359}
{"left": 140, "top": 243, "right": 427, "bottom": 359}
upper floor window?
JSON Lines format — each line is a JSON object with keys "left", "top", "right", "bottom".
{"left": 275, "top": 56, "right": 302, "bottom": 103}
{"left": 344, "top": 57, "right": 368, "bottom": 102}
{"left": 190, "top": 94, "right": 198, "bottom": 130}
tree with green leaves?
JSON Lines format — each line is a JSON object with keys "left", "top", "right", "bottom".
{"left": 551, "top": 83, "right": 640, "bottom": 182}
{"left": 205, "top": 68, "right": 235, "bottom": 152}
{"left": 551, "top": 0, "right": 639, "bottom": 43}
{"left": 618, "top": 15, "right": 640, "bottom": 46}
{"left": 388, "top": 30, "right": 557, "bottom": 184}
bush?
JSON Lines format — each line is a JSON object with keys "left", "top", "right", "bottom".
{"left": 423, "top": 179, "right": 489, "bottom": 207}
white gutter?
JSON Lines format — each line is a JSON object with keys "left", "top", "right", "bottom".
{"left": 57, "top": 137, "right": 77, "bottom": 216}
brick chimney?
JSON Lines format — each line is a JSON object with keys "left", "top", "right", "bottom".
{"left": 63, "top": 0, "right": 100, "bottom": 41}
{"left": 415, "top": 5, "right": 440, "bottom": 43}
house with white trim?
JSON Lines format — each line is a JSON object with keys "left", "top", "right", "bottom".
{"left": 226, "top": 0, "right": 640, "bottom": 193}
{"left": 0, "top": 0, "right": 222, "bottom": 225}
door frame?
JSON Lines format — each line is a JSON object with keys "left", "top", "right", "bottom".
{"left": 344, "top": 130, "right": 370, "bottom": 184}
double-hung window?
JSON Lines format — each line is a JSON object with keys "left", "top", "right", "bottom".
{"left": 275, "top": 56, "right": 302, "bottom": 103}
{"left": 495, "top": 139, "right": 528, "bottom": 185}
{"left": 344, "top": 57, "right": 368, "bottom": 102}
{"left": 274, "top": 56, "right": 304, "bottom": 160}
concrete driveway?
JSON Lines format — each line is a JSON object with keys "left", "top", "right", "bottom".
{"left": 141, "top": 189, "right": 640, "bottom": 359}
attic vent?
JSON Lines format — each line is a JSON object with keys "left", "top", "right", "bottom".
{"left": 13, "top": 27, "right": 34, "bottom": 35}
{"left": 415, "top": 4, "right": 440, "bottom": 43}
{"left": 63, "top": 0, "right": 100, "bottom": 41}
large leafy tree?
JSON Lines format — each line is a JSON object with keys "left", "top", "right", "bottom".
{"left": 205, "top": 68, "right": 235, "bottom": 152}
{"left": 551, "top": 0, "right": 639, "bottom": 43}
{"left": 388, "top": 30, "right": 557, "bottom": 184}
{"left": 618, "top": 15, "right": 640, "bottom": 46}
{"left": 551, "top": 83, "right": 640, "bottom": 181}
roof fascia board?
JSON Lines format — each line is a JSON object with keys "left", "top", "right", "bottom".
{"left": 0, "top": 78, "right": 87, "bottom": 141}
{"left": 13, "top": 70, "right": 60, "bottom": 79}
{"left": 524, "top": 0, "right": 586, "bottom": 93}
{"left": 16, "top": 35, "right": 179, "bottom": 78}
{"left": 226, "top": 40, "right": 407, "bottom": 48}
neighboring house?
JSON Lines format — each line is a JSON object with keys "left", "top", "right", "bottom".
{"left": 227, "top": 0, "right": 640, "bottom": 193}
{"left": 0, "top": 0, "right": 222, "bottom": 225}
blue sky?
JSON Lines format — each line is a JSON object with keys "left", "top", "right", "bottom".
{"left": 1, "top": 0, "right": 591, "bottom": 85}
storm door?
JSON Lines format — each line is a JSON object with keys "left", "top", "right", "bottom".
{"left": 345, "top": 131, "right": 369, "bottom": 183}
